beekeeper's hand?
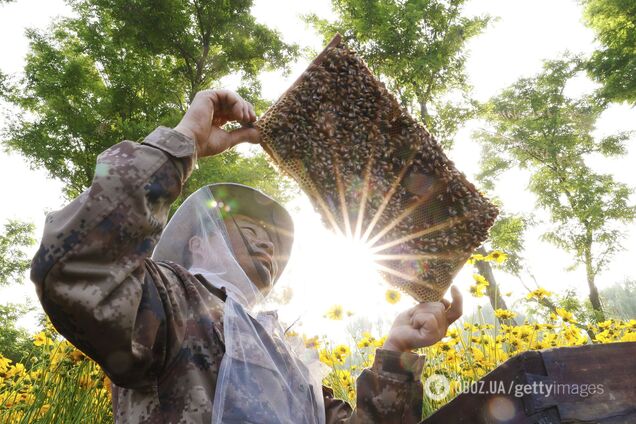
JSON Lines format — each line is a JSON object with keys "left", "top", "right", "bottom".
{"left": 383, "top": 286, "right": 463, "bottom": 353}
{"left": 174, "top": 89, "right": 260, "bottom": 158}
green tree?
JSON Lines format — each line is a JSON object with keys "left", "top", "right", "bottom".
{"left": 487, "top": 214, "right": 529, "bottom": 277}
{"left": 0, "top": 303, "right": 38, "bottom": 364}
{"left": 472, "top": 129, "right": 531, "bottom": 322}
{"left": 0, "top": 220, "right": 35, "bottom": 286}
{"left": 0, "top": 221, "right": 37, "bottom": 363}
{"left": 172, "top": 149, "right": 296, "bottom": 212}
{"left": 581, "top": 0, "right": 636, "bottom": 104}
{"left": 306, "top": 0, "right": 490, "bottom": 147}
{"left": 2, "top": 0, "right": 297, "bottom": 199}
{"left": 471, "top": 213, "right": 528, "bottom": 325}
{"left": 478, "top": 57, "right": 636, "bottom": 320}
{"left": 475, "top": 147, "right": 532, "bottom": 321}
{"left": 600, "top": 279, "right": 636, "bottom": 319}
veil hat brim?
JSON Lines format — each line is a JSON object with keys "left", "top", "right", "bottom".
{"left": 207, "top": 183, "right": 294, "bottom": 283}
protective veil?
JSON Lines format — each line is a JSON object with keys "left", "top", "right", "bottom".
{"left": 152, "top": 185, "right": 326, "bottom": 424}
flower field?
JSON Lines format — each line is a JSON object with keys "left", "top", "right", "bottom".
{"left": 0, "top": 322, "right": 112, "bottom": 423}
{"left": 1, "top": 254, "right": 635, "bottom": 422}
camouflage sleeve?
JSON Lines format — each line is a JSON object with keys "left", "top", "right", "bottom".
{"left": 324, "top": 349, "right": 425, "bottom": 424}
{"left": 30, "top": 127, "right": 196, "bottom": 389}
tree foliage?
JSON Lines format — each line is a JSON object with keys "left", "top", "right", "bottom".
{"left": 0, "top": 220, "right": 37, "bottom": 363}
{"left": 0, "top": 220, "right": 35, "bottom": 286}
{"left": 171, "top": 149, "right": 296, "bottom": 214}
{"left": 306, "top": 0, "right": 489, "bottom": 147}
{"left": 600, "top": 279, "right": 636, "bottom": 319}
{"left": 582, "top": 0, "right": 636, "bottom": 104}
{"left": 478, "top": 57, "right": 636, "bottom": 318}
{"left": 487, "top": 214, "right": 529, "bottom": 276}
{"left": 2, "top": 0, "right": 297, "bottom": 199}
{"left": 0, "top": 303, "right": 37, "bottom": 364}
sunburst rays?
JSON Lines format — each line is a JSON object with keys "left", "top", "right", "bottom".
{"left": 324, "top": 153, "right": 455, "bottom": 293}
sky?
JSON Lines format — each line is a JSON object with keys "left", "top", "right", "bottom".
{"left": 0, "top": 0, "right": 634, "bottom": 339}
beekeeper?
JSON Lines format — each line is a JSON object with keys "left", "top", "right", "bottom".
{"left": 31, "top": 88, "right": 463, "bottom": 423}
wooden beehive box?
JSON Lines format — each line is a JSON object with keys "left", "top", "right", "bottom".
{"left": 422, "top": 342, "right": 636, "bottom": 423}
{"left": 256, "top": 34, "right": 498, "bottom": 302}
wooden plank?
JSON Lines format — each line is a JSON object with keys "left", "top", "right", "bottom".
{"left": 529, "top": 343, "right": 636, "bottom": 423}
{"left": 422, "top": 342, "right": 636, "bottom": 424}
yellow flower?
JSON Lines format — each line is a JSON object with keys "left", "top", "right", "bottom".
{"left": 621, "top": 331, "right": 636, "bottom": 342}
{"left": 560, "top": 326, "right": 583, "bottom": 345}
{"left": 373, "top": 335, "right": 387, "bottom": 348}
{"left": 357, "top": 337, "right": 372, "bottom": 348}
{"left": 595, "top": 330, "right": 614, "bottom": 343}
{"left": 472, "top": 274, "right": 489, "bottom": 286}
{"left": 469, "top": 284, "right": 487, "bottom": 298}
{"left": 6, "top": 363, "right": 26, "bottom": 379}
{"left": 334, "top": 344, "right": 350, "bottom": 357}
{"left": 320, "top": 347, "right": 348, "bottom": 367}
{"left": 325, "top": 305, "right": 344, "bottom": 320}
{"left": 336, "top": 370, "right": 354, "bottom": 388}
{"left": 447, "top": 328, "right": 460, "bottom": 339}
{"left": 37, "top": 404, "right": 51, "bottom": 418}
{"left": 304, "top": 336, "right": 319, "bottom": 349}
{"left": 466, "top": 253, "right": 485, "bottom": 265}
{"left": 385, "top": 289, "right": 401, "bottom": 304}
{"left": 463, "top": 323, "right": 480, "bottom": 333}
{"left": 0, "top": 354, "right": 11, "bottom": 373}
{"left": 486, "top": 250, "right": 508, "bottom": 263}
{"left": 526, "top": 288, "right": 552, "bottom": 300}
{"left": 362, "top": 331, "right": 376, "bottom": 342}
{"left": 494, "top": 309, "right": 517, "bottom": 320}
{"left": 437, "top": 341, "right": 455, "bottom": 352}
{"left": 332, "top": 353, "right": 347, "bottom": 366}
{"left": 33, "top": 331, "right": 53, "bottom": 347}
{"left": 555, "top": 308, "right": 575, "bottom": 323}
{"left": 470, "top": 346, "right": 485, "bottom": 361}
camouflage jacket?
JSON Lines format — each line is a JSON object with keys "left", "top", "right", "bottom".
{"left": 31, "top": 127, "right": 425, "bottom": 423}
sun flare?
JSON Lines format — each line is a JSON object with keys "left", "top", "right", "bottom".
{"left": 329, "top": 236, "right": 379, "bottom": 282}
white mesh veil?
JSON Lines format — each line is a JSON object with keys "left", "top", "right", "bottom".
{"left": 152, "top": 185, "right": 326, "bottom": 424}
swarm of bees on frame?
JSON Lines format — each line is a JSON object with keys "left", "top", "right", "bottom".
{"left": 256, "top": 35, "right": 499, "bottom": 302}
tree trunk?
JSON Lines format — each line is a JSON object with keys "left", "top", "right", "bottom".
{"left": 584, "top": 242, "right": 605, "bottom": 321}
{"left": 419, "top": 100, "right": 428, "bottom": 123}
{"left": 475, "top": 246, "right": 518, "bottom": 326}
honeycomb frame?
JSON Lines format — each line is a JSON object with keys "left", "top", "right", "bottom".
{"left": 256, "top": 34, "right": 498, "bottom": 302}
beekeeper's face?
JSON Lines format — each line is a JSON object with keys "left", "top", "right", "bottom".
{"left": 223, "top": 214, "right": 278, "bottom": 292}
